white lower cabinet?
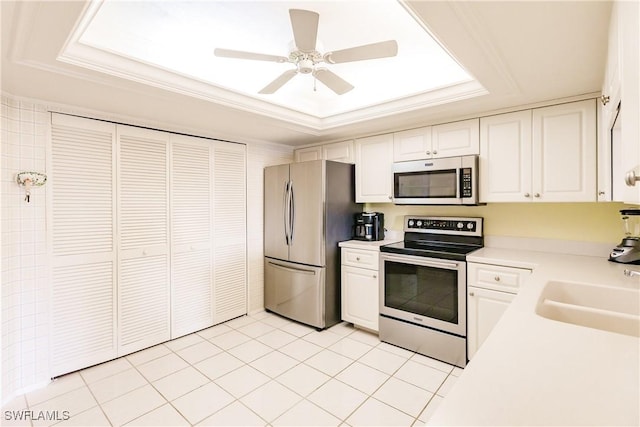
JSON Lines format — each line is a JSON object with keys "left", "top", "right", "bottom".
{"left": 341, "top": 247, "right": 381, "bottom": 332}
{"left": 467, "top": 262, "right": 532, "bottom": 360}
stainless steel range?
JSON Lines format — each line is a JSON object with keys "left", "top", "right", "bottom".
{"left": 379, "top": 216, "right": 483, "bottom": 368}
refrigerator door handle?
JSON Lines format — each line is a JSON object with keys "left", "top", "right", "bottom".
{"left": 289, "top": 181, "right": 295, "bottom": 244}
{"left": 267, "top": 260, "right": 317, "bottom": 275}
{"left": 283, "top": 180, "right": 290, "bottom": 245}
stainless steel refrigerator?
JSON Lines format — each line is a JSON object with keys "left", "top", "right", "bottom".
{"left": 264, "top": 160, "right": 359, "bottom": 329}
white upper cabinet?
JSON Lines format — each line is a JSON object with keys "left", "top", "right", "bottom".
{"left": 480, "top": 100, "right": 596, "bottom": 203}
{"left": 295, "top": 140, "right": 354, "bottom": 163}
{"left": 480, "top": 110, "right": 533, "bottom": 203}
{"left": 614, "top": 0, "right": 640, "bottom": 203}
{"left": 532, "top": 100, "right": 597, "bottom": 202}
{"left": 431, "top": 118, "right": 480, "bottom": 158}
{"left": 393, "top": 126, "right": 432, "bottom": 162}
{"left": 355, "top": 134, "right": 394, "bottom": 203}
{"left": 294, "top": 146, "right": 322, "bottom": 162}
{"left": 323, "top": 140, "right": 354, "bottom": 163}
{"left": 393, "top": 119, "right": 479, "bottom": 162}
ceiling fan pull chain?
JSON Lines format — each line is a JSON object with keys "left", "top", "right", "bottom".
{"left": 314, "top": 74, "right": 317, "bottom": 92}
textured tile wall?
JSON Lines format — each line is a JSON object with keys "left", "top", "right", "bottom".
{"left": 1, "top": 95, "right": 50, "bottom": 404}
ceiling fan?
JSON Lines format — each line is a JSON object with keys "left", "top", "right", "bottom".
{"left": 214, "top": 9, "right": 398, "bottom": 95}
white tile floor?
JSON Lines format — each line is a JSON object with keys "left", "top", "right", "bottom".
{"left": 2, "top": 312, "right": 463, "bottom": 426}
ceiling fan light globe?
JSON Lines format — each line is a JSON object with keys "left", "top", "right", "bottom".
{"left": 298, "top": 58, "right": 314, "bottom": 74}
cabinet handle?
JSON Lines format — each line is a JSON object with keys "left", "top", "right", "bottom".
{"left": 356, "top": 257, "right": 360, "bottom": 261}
{"left": 388, "top": 195, "right": 392, "bottom": 200}
{"left": 601, "top": 95, "right": 610, "bottom": 105}
{"left": 534, "top": 193, "right": 540, "bottom": 198}
{"left": 524, "top": 193, "right": 530, "bottom": 198}
{"left": 626, "top": 170, "right": 640, "bottom": 187}
{"left": 433, "top": 150, "right": 438, "bottom": 155}
{"left": 426, "top": 150, "right": 431, "bottom": 155}
{"left": 494, "top": 276, "right": 501, "bottom": 282}
{"left": 598, "top": 191, "right": 605, "bottom": 196}
{"left": 373, "top": 274, "right": 377, "bottom": 279}
{"left": 469, "top": 291, "right": 475, "bottom": 297}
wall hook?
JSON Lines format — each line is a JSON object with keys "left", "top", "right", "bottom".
{"left": 16, "top": 171, "right": 47, "bottom": 203}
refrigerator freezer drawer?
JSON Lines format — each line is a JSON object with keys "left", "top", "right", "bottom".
{"left": 264, "top": 258, "right": 325, "bottom": 329}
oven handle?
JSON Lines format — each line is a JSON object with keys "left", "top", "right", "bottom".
{"left": 380, "top": 253, "right": 460, "bottom": 270}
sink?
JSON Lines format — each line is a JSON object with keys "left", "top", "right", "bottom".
{"left": 535, "top": 280, "right": 640, "bottom": 337}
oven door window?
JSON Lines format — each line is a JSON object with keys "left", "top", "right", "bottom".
{"left": 384, "top": 260, "right": 458, "bottom": 324}
{"left": 394, "top": 169, "right": 457, "bottom": 199}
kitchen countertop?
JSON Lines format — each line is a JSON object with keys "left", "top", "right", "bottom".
{"left": 338, "top": 238, "right": 401, "bottom": 250}
{"left": 429, "top": 247, "right": 640, "bottom": 426}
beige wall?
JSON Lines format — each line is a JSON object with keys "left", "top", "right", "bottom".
{"left": 365, "top": 202, "right": 630, "bottom": 244}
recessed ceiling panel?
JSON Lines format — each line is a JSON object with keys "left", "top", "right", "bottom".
{"left": 61, "top": 0, "right": 485, "bottom": 127}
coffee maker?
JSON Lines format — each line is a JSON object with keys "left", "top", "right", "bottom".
{"left": 609, "top": 209, "right": 640, "bottom": 264}
{"left": 353, "top": 212, "right": 384, "bottom": 241}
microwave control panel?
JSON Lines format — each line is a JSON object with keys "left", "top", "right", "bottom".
{"left": 460, "top": 168, "right": 473, "bottom": 198}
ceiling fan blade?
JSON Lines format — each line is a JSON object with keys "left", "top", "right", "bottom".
{"left": 324, "top": 40, "right": 398, "bottom": 64}
{"left": 214, "top": 48, "right": 288, "bottom": 63}
{"left": 313, "top": 69, "right": 354, "bottom": 95}
{"left": 259, "top": 70, "right": 298, "bottom": 94}
{"left": 289, "top": 9, "right": 319, "bottom": 52}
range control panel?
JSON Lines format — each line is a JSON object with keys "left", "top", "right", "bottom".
{"left": 404, "top": 216, "right": 483, "bottom": 236}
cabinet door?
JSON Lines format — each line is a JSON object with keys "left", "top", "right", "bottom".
{"left": 432, "top": 118, "right": 479, "bottom": 158}
{"left": 117, "top": 125, "right": 171, "bottom": 355}
{"left": 50, "top": 113, "right": 118, "bottom": 377}
{"left": 341, "top": 265, "right": 379, "bottom": 332}
{"left": 355, "top": 134, "right": 394, "bottom": 203}
{"left": 467, "top": 287, "right": 515, "bottom": 360}
{"left": 170, "top": 135, "right": 214, "bottom": 338}
{"left": 393, "top": 127, "right": 432, "bottom": 161}
{"left": 294, "top": 146, "right": 322, "bottom": 162}
{"left": 323, "top": 140, "right": 354, "bottom": 163}
{"left": 532, "top": 100, "right": 597, "bottom": 202}
{"left": 212, "top": 141, "right": 247, "bottom": 324}
{"left": 479, "top": 111, "right": 533, "bottom": 202}
{"left": 617, "top": 0, "right": 640, "bottom": 204}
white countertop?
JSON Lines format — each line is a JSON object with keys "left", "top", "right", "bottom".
{"left": 338, "top": 238, "right": 401, "bottom": 250}
{"left": 430, "top": 247, "right": 640, "bottom": 426}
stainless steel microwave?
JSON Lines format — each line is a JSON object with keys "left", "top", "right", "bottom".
{"left": 392, "top": 155, "right": 479, "bottom": 205}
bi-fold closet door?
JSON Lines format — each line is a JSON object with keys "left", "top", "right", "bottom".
{"left": 49, "top": 114, "right": 246, "bottom": 376}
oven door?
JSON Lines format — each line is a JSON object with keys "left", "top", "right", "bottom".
{"left": 380, "top": 253, "right": 466, "bottom": 336}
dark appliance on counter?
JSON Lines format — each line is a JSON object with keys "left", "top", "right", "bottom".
{"left": 353, "top": 212, "right": 385, "bottom": 241}
{"left": 379, "top": 216, "right": 484, "bottom": 368}
{"left": 609, "top": 209, "right": 640, "bottom": 264}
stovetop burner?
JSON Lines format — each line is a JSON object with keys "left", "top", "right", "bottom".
{"left": 380, "top": 216, "right": 483, "bottom": 260}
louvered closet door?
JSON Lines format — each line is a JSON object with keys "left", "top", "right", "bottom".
{"left": 50, "top": 113, "right": 117, "bottom": 377}
{"left": 117, "top": 126, "right": 171, "bottom": 355}
{"left": 212, "top": 142, "right": 247, "bottom": 323}
{"left": 170, "top": 135, "right": 214, "bottom": 338}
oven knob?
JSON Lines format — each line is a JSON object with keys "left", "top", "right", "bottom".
{"left": 467, "top": 222, "right": 474, "bottom": 230}
{"left": 457, "top": 222, "right": 464, "bottom": 229}
{"left": 416, "top": 220, "right": 423, "bottom": 227}
{"left": 408, "top": 219, "right": 415, "bottom": 227}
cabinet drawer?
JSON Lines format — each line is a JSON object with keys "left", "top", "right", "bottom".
{"left": 468, "top": 262, "right": 532, "bottom": 293}
{"left": 341, "top": 248, "right": 379, "bottom": 270}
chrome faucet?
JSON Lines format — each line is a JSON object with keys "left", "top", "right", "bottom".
{"left": 623, "top": 269, "right": 640, "bottom": 278}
